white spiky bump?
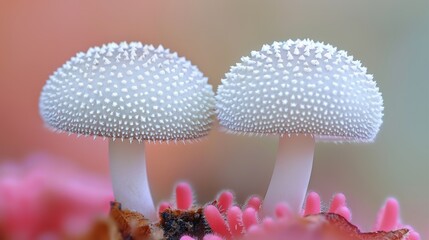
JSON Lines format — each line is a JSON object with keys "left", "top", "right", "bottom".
{"left": 40, "top": 42, "right": 215, "bottom": 141}
{"left": 217, "top": 39, "right": 383, "bottom": 142}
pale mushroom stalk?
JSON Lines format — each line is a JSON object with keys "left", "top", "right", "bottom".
{"left": 108, "top": 139, "right": 155, "bottom": 220}
{"left": 263, "top": 134, "right": 315, "bottom": 216}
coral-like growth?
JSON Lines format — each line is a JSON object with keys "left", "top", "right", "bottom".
{"left": 76, "top": 182, "right": 419, "bottom": 240}
{"left": 374, "top": 198, "right": 420, "bottom": 240}
{"left": 159, "top": 182, "right": 195, "bottom": 212}
{"left": 201, "top": 191, "right": 352, "bottom": 239}
{"left": 202, "top": 191, "right": 262, "bottom": 239}
{"left": 182, "top": 189, "right": 419, "bottom": 240}
{"left": 245, "top": 213, "right": 410, "bottom": 240}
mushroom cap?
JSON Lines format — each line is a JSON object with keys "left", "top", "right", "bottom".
{"left": 40, "top": 42, "right": 215, "bottom": 142}
{"left": 216, "top": 39, "right": 383, "bottom": 142}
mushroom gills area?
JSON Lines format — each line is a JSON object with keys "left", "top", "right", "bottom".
{"left": 108, "top": 139, "right": 156, "bottom": 220}
{"left": 263, "top": 134, "right": 315, "bottom": 216}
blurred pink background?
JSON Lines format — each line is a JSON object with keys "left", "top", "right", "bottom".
{"left": 0, "top": 153, "right": 113, "bottom": 239}
{"left": 0, "top": 0, "right": 428, "bottom": 237}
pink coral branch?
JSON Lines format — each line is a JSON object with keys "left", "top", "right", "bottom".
{"left": 203, "top": 190, "right": 419, "bottom": 240}
{"left": 158, "top": 201, "right": 170, "bottom": 214}
{"left": 375, "top": 197, "right": 400, "bottom": 231}
{"left": 245, "top": 196, "right": 261, "bottom": 211}
{"left": 242, "top": 208, "right": 259, "bottom": 230}
{"left": 165, "top": 183, "right": 419, "bottom": 240}
{"left": 335, "top": 206, "right": 352, "bottom": 222}
{"left": 227, "top": 206, "right": 244, "bottom": 237}
{"left": 303, "top": 192, "right": 321, "bottom": 216}
{"left": 176, "top": 182, "right": 193, "bottom": 210}
{"left": 274, "top": 202, "right": 292, "bottom": 219}
{"left": 204, "top": 205, "right": 232, "bottom": 238}
{"left": 406, "top": 229, "right": 421, "bottom": 240}
{"left": 217, "top": 191, "right": 234, "bottom": 214}
{"left": 329, "top": 193, "right": 346, "bottom": 213}
{"left": 375, "top": 198, "right": 420, "bottom": 240}
{"left": 158, "top": 182, "right": 194, "bottom": 215}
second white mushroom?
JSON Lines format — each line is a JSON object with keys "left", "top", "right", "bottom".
{"left": 216, "top": 39, "right": 384, "bottom": 216}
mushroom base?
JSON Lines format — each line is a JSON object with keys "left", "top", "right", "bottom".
{"left": 108, "top": 139, "right": 156, "bottom": 221}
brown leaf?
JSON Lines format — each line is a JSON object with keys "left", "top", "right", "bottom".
{"left": 315, "top": 213, "right": 409, "bottom": 240}
{"left": 110, "top": 201, "right": 153, "bottom": 240}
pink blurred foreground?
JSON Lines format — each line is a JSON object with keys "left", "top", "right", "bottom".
{"left": 0, "top": 153, "right": 113, "bottom": 240}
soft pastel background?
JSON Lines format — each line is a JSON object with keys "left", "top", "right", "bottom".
{"left": 0, "top": 0, "right": 428, "bottom": 237}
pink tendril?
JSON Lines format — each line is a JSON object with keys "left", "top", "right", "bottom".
{"left": 374, "top": 198, "right": 420, "bottom": 239}
{"left": 204, "top": 205, "right": 232, "bottom": 238}
{"left": 176, "top": 182, "right": 193, "bottom": 210}
{"left": 242, "top": 208, "right": 259, "bottom": 230}
{"left": 227, "top": 206, "right": 244, "bottom": 237}
{"left": 217, "top": 191, "right": 234, "bottom": 214}
{"left": 158, "top": 182, "right": 194, "bottom": 215}
{"left": 162, "top": 183, "right": 420, "bottom": 240}
{"left": 203, "top": 191, "right": 419, "bottom": 240}
{"left": 274, "top": 202, "right": 292, "bottom": 219}
{"left": 158, "top": 201, "right": 170, "bottom": 214}
{"left": 335, "top": 206, "right": 352, "bottom": 222}
{"left": 303, "top": 191, "right": 321, "bottom": 216}
{"left": 329, "top": 193, "right": 346, "bottom": 213}
{"left": 245, "top": 196, "right": 262, "bottom": 210}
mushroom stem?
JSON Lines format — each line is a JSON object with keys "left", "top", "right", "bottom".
{"left": 262, "top": 134, "right": 315, "bottom": 216}
{"left": 108, "top": 139, "right": 156, "bottom": 220}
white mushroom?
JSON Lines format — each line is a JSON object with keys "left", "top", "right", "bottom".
{"left": 39, "top": 42, "right": 215, "bottom": 220}
{"left": 216, "top": 39, "right": 383, "bottom": 216}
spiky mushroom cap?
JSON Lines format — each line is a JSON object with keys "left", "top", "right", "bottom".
{"left": 216, "top": 39, "right": 383, "bottom": 142}
{"left": 40, "top": 42, "right": 215, "bottom": 142}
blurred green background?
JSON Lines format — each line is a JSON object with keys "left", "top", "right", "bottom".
{"left": 0, "top": 0, "right": 428, "bottom": 236}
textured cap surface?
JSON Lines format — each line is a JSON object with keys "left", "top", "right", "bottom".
{"left": 40, "top": 42, "right": 215, "bottom": 142}
{"left": 216, "top": 39, "right": 383, "bottom": 142}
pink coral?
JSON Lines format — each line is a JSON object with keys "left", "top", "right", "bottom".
{"left": 158, "top": 182, "right": 195, "bottom": 213}
{"left": 374, "top": 198, "right": 420, "bottom": 240}
{"left": 203, "top": 191, "right": 353, "bottom": 239}
{"left": 0, "top": 153, "right": 113, "bottom": 240}
{"left": 174, "top": 182, "right": 419, "bottom": 240}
